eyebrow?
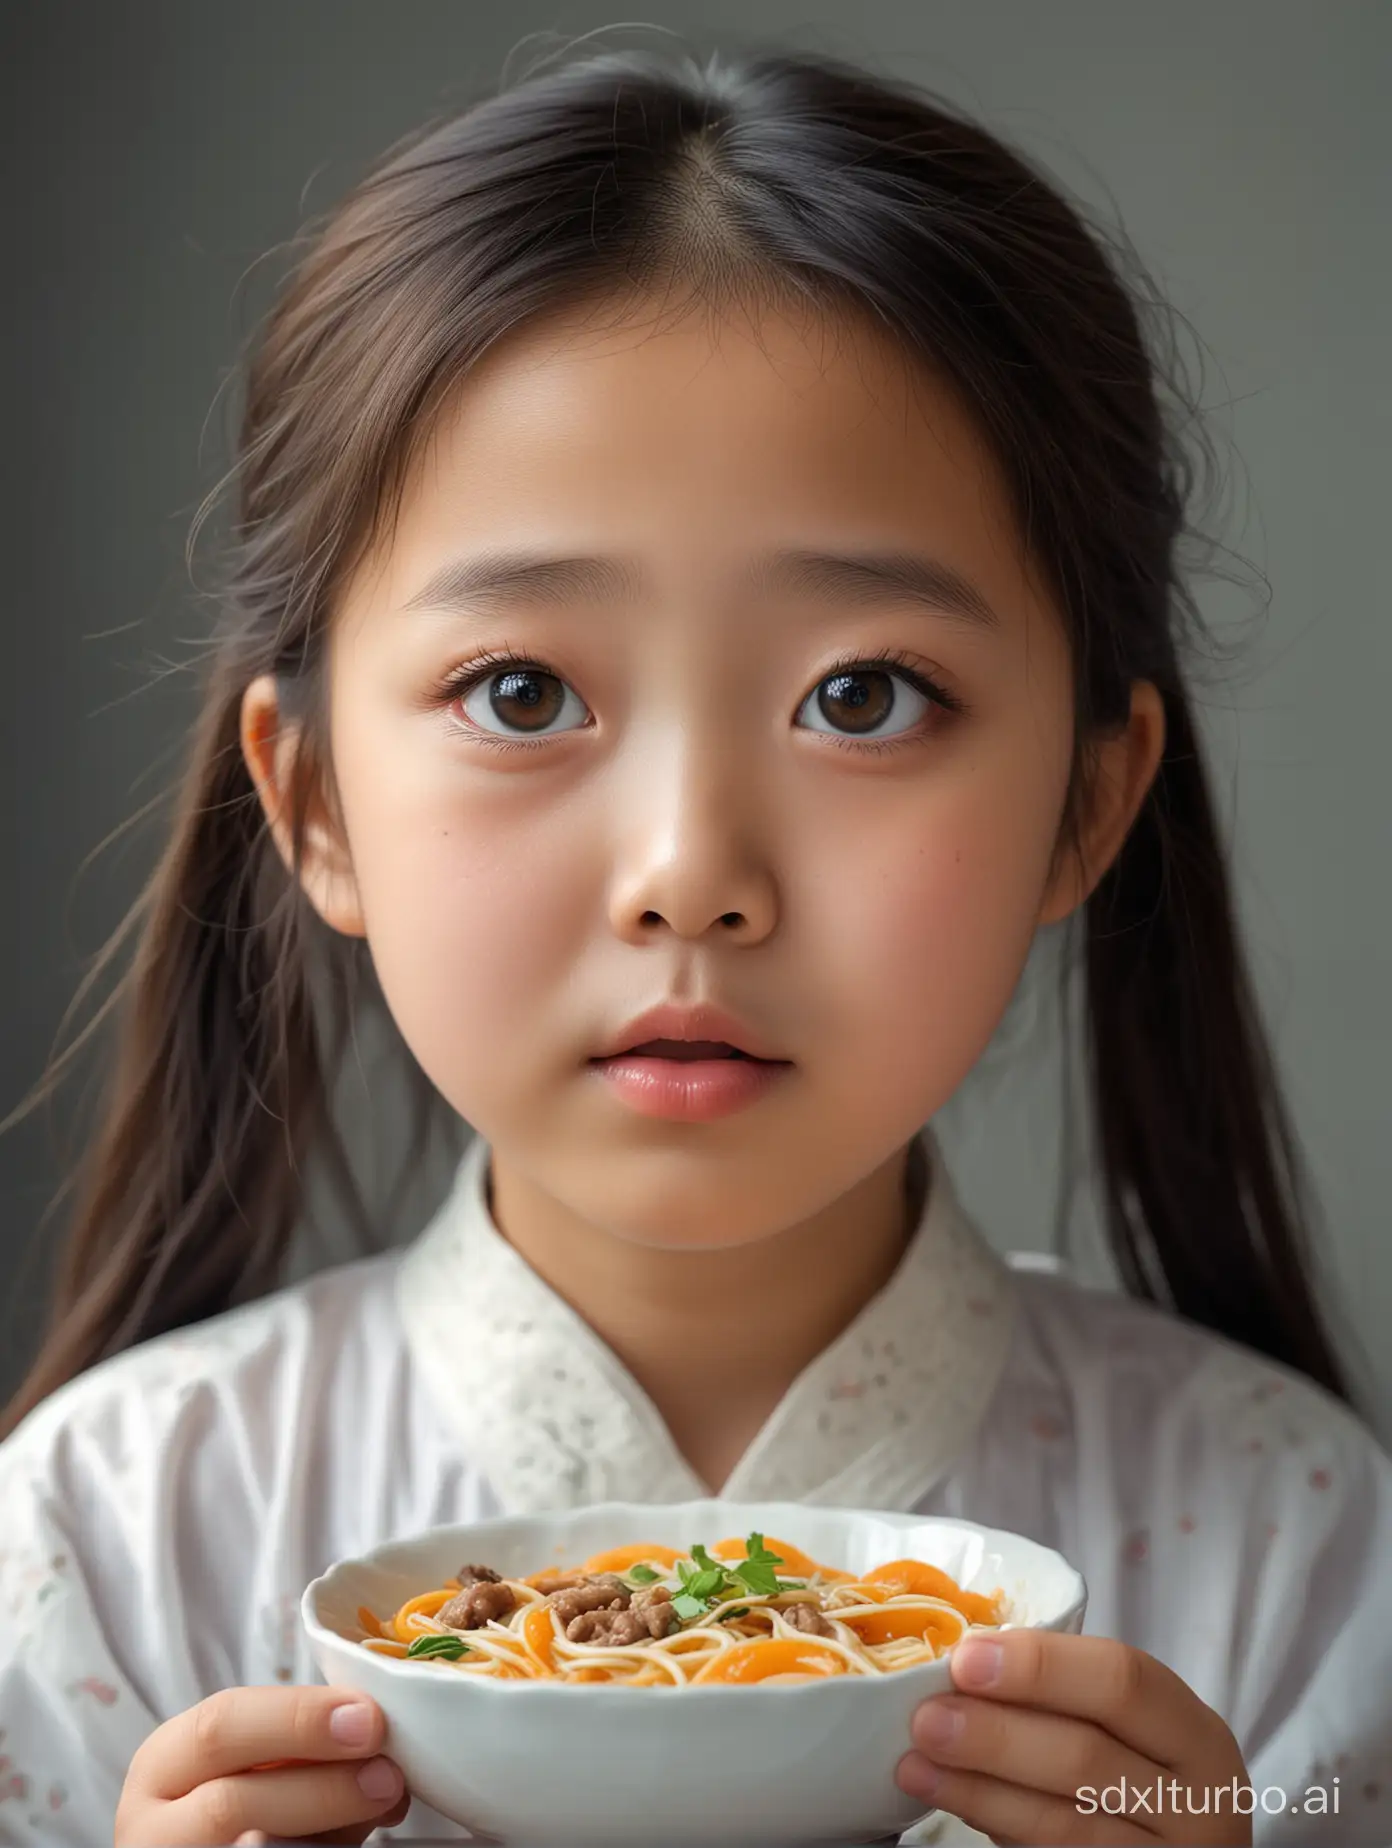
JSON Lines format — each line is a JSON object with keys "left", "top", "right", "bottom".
{"left": 402, "top": 546, "right": 1000, "bottom": 629}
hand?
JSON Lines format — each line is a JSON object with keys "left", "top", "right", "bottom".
{"left": 897, "top": 1631, "right": 1252, "bottom": 1845}
{"left": 114, "top": 1684, "right": 412, "bottom": 1846}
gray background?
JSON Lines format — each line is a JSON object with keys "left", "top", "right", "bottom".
{"left": 3, "top": 1, "right": 1388, "bottom": 1441}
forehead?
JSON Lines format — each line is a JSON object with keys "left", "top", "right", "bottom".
{"left": 356, "top": 293, "right": 1037, "bottom": 614}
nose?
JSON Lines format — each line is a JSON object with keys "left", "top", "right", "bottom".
{"left": 605, "top": 741, "right": 779, "bottom": 948}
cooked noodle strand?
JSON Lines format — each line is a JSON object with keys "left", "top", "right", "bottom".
{"left": 358, "top": 1537, "right": 1004, "bottom": 1686}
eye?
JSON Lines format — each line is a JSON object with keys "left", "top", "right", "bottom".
{"left": 451, "top": 652, "right": 591, "bottom": 741}
{"left": 794, "top": 653, "right": 953, "bottom": 744}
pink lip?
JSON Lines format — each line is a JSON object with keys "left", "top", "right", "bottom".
{"left": 589, "top": 1053, "right": 791, "bottom": 1122}
{"left": 595, "top": 1000, "right": 785, "bottom": 1063}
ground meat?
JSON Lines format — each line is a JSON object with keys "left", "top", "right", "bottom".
{"left": 631, "top": 1584, "right": 677, "bottom": 1631}
{"left": 454, "top": 1563, "right": 503, "bottom": 1587}
{"left": 438, "top": 1579, "right": 517, "bottom": 1629}
{"left": 566, "top": 1593, "right": 678, "bottom": 1646}
{"left": 546, "top": 1574, "right": 631, "bottom": 1626}
{"left": 779, "top": 1600, "right": 834, "bottom": 1636}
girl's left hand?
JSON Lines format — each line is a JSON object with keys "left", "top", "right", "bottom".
{"left": 897, "top": 1630, "right": 1252, "bottom": 1846}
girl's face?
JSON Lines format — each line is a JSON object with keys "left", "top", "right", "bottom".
{"left": 266, "top": 298, "right": 1148, "bottom": 1249}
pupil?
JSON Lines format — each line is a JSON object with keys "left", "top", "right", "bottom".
{"left": 492, "top": 670, "right": 562, "bottom": 729}
{"left": 820, "top": 670, "right": 891, "bottom": 733}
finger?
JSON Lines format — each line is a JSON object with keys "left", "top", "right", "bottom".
{"left": 296, "top": 1786, "right": 414, "bottom": 1844}
{"left": 910, "top": 1693, "right": 1161, "bottom": 1811}
{"left": 127, "top": 1686, "right": 385, "bottom": 1799}
{"left": 897, "top": 1754, "right": 1154, "bottom": 1847}
{"left": 157, "top": 1756, "right": 403, "bottom": 1847}
{"left": 950, "top": 1631, "right": 1221, "bottom": 1767}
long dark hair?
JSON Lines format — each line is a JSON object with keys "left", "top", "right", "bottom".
{"left": 2, "top": 36, "right": 1349, "bottom": 1438}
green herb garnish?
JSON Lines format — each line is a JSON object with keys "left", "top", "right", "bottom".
{"left": 407, "top": 1634, "right": 471, "bottom": 1660}
{"left": 626, "top": 1563, "right": 662, "bottom": 1585}
{"left": 688, "top": 1568, "right": 728, "bottom": 1599}
{"left": 728, "top": 1533, "right": 788, "bottom": 1599}
{"left": 668, "top": 1533, "right": 805, "bottom": 1626}
{"left": 675, "top": 1546, "right": 739, "bottom": 1614}
{"left": 719, "top": 1606, "right": 750, "bottom": 1623}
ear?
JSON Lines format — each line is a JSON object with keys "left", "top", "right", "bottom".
{"left": 1038, "top": 680, "right": 1166, "bottom": 926}
{"left": 240, "top": 675, "right": 367, "bottom": 938}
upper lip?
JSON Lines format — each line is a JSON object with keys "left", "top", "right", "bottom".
{"left": 594, "top": 1002, "right": 788, "bottom": 1062}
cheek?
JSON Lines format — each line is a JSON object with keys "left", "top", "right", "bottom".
{"left": 805, "top": 753, "right": 1065, "bottom": 1116}
{"left": 329, "top": 717, "right": 595, "bottom": 1114}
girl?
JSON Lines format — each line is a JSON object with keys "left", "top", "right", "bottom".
{"left": 1, "top": 39, "right": 1388, "bottom": 1848}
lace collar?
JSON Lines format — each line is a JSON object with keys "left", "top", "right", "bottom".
{"left": 395, "top": 1128, "right": 1017, "bottom": 1514}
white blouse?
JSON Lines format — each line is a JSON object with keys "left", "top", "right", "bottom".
{"left": 1, "top": 1128, "right": 1389, "bottom": 1847}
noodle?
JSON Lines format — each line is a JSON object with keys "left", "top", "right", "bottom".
{"left": 357, "top": 1533, "right": 1005, "bottom": 1686}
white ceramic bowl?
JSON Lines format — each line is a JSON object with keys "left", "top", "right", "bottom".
{"left": 302, "top": 1499, "right": 1086, "bottom": 1848}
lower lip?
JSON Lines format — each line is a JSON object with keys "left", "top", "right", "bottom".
{"left": 589, "top": 1055, "right": 791, "bottom": 1121}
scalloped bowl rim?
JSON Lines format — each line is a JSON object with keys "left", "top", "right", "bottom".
{"left": 302, "top": 1500, "right": 1087, "bottom": 1698}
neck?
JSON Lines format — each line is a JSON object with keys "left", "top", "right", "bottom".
{"left": 486, "top": 1137, "right": 927, "bottom": 1491}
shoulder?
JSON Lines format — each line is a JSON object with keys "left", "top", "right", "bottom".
{"left": 1003, "top": 1266, "right": 1391, "bottom": 1603}
{"left": 3, "top": 1249, "right": 403, "bottom": 1476}
{"left": 1011, "top": 1265, "right": 1386, "bottom": 1494}
{"left": 0, "top": 1241, "right": 404, "bottom": 1559}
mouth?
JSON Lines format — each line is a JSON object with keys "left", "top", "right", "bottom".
{"left": 593, "top": 1039, "right": 762, "bottom": 1063}
{"left": 587, "top": 1035, "right": 792, "bottom": 1122}
{"left": 591, "top": 1003, "right": 788, "bottom": 1066}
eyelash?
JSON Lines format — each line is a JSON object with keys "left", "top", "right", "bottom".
{"left": 427, "top": 643, "right": 968, "bottom": 756}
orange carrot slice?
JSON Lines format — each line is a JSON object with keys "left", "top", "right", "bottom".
{"left": 522, "top": 1601, "right": 558, "bottom": 1673}
{"left": 844, "top": 1604, "right": 965, "bottom": 1650}
{"left": 862, "top": 1560, "right": 1002, "bottom": 1626}
{"left": 580, "top": 1543, "right": 685, "bottom": 1574}
{"left": 710, "top": 1536, "right": 828, "bottom": 1579}
{"left": 390, "top": 1587, "right": 455, "bottom": 1643}
{"left": 692, "top": 1638, "right": 848, "bottom": 1684}
{"left": 356, "top": 1605, "right": 383, "bottom": 1638}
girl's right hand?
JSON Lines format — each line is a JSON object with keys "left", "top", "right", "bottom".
{"left": 114, "top": 1685, "right": 411, "bottom": 1845}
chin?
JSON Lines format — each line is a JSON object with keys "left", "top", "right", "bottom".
{"left": 566, "top": 1160, "right": 820, "bottom": 1253}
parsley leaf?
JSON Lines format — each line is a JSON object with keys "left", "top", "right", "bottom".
{"left": 407, "top": 1634, "right": 471, "bottom": 1660}
{"left": 730, "top": 1532, "right": 789, "bottom": 1598}
{"left": 685, "top": 1568, "right": 727, "bottom": 1600}
{"left": 671, "top": 1537, "right": 804, "bottom": 1624}
{"left": 626, "top": 1564, "right": 661, "bottom": 1584}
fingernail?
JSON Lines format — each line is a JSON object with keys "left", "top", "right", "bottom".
{"left": 356, "top": 1756, "right": 402, "bottom": 1802}
{"left": 898, "top": 1752, "right": 940, "bottom": 1802}
{"left": 916, "top": 1698, "right": 964, "bottom": 1748}
{"left": 953, "top": 1638, "right": 1003, "bottom": 1688}
{"left": 330, "top": 1700, "right": 375, "bottom": 1747}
